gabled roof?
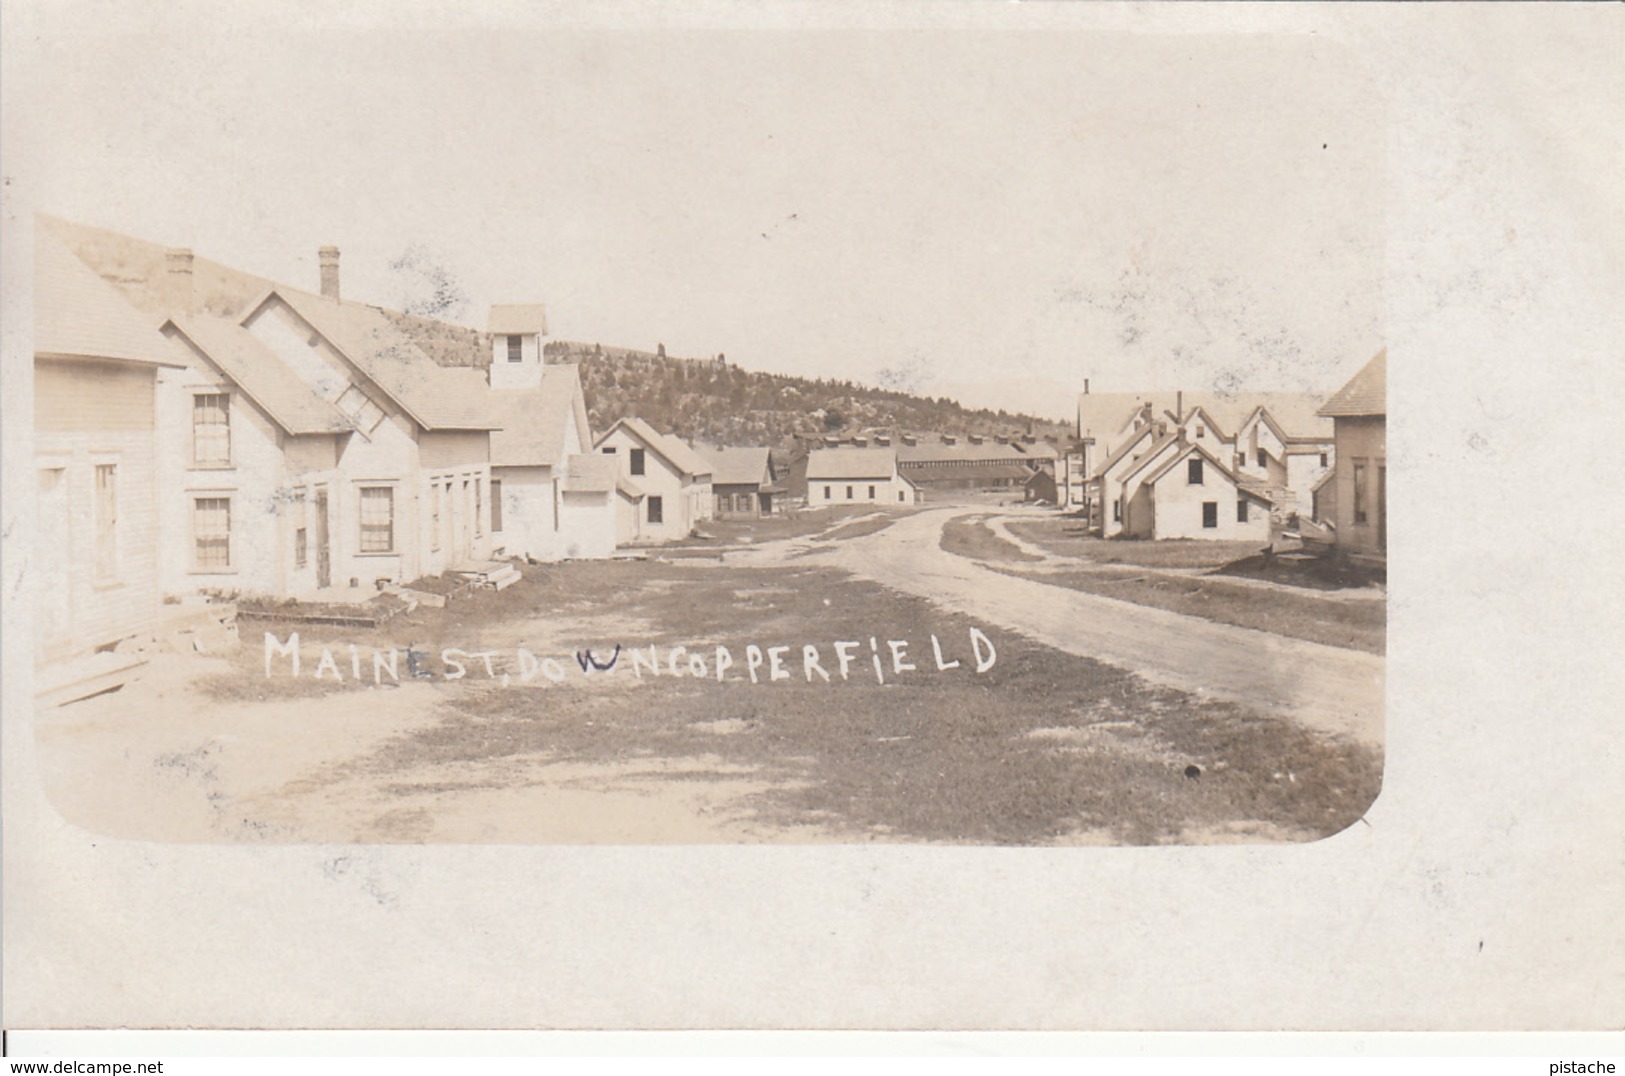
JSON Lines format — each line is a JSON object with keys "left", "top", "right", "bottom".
{"left": 616, "top": 475, "right": 645, "bottom": 501}
{"left": 697, "top": 446, "right": 774, "bottom": 488}
{"left": 1319, "top": 349, "right": 1386, "bottom": 418}
{"left": 1094, "top": 422, "right": 1160, "bottom": 479}
{"left": 488, "top": 364, "right": 590, "bottom": 468}
{"left": 805, "top": 447, "right": 899, "bottom": 481}
{"left": 1141, "top": 440, "right": 1273, "bottom": 502}
{"left": 595, "top": 417, "right": 715, "bottom": 479}
{"left": 34, "top": 232, "right": 187, "bottom": 367}
{"left": 258, "top": 288, "right": 498, "bottom": 431}
{"left": 1079, "top": 390, "right": 1333, "bottom": 444}
{"left": 488, "top": 304, "right": 549, "bottom": 335}
{"left": 1113, "top": 430, "right": 1183, "bottom": 484}
{"left": 164, "top": 316, "right": 352, "bottom": 435}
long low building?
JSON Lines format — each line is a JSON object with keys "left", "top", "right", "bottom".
{"left": 894, "top": 435, "right": 1051, "bottom": 492}
{"left": 805, "top": 447, "right": 919, "bottom": 506}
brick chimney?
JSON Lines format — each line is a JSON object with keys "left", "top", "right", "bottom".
{"left": 318, "top": 246, "right": 341, "bottom": 301}
{"left": 164, "top": 248, "right": 194, "bottom": 313}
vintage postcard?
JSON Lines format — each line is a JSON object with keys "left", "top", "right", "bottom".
{"left": 2, "top": 0, "right": 1619, "bottom": 1034}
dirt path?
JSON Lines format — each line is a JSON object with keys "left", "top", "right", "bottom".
{"left": 806, "top": 508, "right": 1384, "bottom": 745}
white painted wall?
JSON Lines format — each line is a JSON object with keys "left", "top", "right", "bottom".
{"left": 597, "top": 426, "right": 700, "bottom": 543}
{"left": 1147, "top": 454, "right": 1271, "bottom": 541}
{"left": 489, "top": 332, "right": 543, "bottom": 390}
{"left": 808, "top": 474, "right": 914, "bottom": 507}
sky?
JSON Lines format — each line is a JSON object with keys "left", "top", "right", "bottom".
{"left": 4, "top": 5, "right": 1385, "bottom": 420}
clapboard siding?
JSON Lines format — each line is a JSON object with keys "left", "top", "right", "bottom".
{"left": 34, "top": 359, "right": 162, "bottom": 660}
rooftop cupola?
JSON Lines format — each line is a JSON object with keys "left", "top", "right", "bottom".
{"left": 487, "top": 303, "right": 550, "bottom": 390}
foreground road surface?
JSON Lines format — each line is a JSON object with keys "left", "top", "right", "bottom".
{"left": 807, "top": 508, "right": 1384, "bottom": 745}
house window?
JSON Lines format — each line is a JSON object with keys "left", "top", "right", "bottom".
{"left": 1187, "top": 458, "right": 1203, "bottom": 485}
{"left": 94, "top": 463, "right": 118, "bottom": 579}
{"left": 1320, "top": 452, "right": 1329, "bottom": 468}
{"left": 430, "top": 480, "right": 442, "bottom": 552}
{"left": 647, "top": 495, "right": 664, "bottom": 524}
{"left": 1196, "top": 426, "right": 1205, "bottom": 439}
{"left": 336, "top": 384, "right": 386, "bottom": 434}
{"left": 359, "top": 486, "right": 395, "bottom": 553}
{"left": 717, "top": 494, "right": 728, "bottom": 515}
{"left": 293, "top": 488, "right": 308, "bottom": 569}
{"left": 846, "top": 485, "right": 853, "bottom": 499}
{"left": 868, "top": 485, "right": 876, "bottom": 499}
{"left": 507, "top": 335, "right": 523, "bottom": 363}
{"left": 602, "top": 446, "right": 617, "bottom": 455}
{"left": 1113, "top": 501, "right": 1122, "bottom": 523}
{"left": 630, "top": 448, "right": 646, "bottom": 476}
{"left": 1353, "top": 462, "right": 1369, "bottom": 524}
{"left": 491, "top": 479, "right": 503, "bottom": 532}
{"left": 1237, "top": 499, "right": 1249, "bottom": 523}
{"left": 898, "top": 491, "right": 905, "bottom": 503}
{"left": 192, "top": 393, "right": 231, "bottom": 466}
{"left": 193, "top": 496, "right": 230, "bottom": 569}
{"left": 824, "top": 485, "right": 832, "bottom": 500}
{"left": 1202, "top": 501, "right": 1218, "bottom": 529}
{"left": 1256, "top": 448, "right": 1267, "bottom": 468}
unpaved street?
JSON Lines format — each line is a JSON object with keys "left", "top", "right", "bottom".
{"left": 757, "top": 507, "right": 1384, "bottom": 745}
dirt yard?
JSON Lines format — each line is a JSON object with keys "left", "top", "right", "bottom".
{"left": 33, "top": 552, "right": 1381, "bottom": 847}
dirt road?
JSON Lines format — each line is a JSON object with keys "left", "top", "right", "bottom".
{"left": 792, "top": 507, "right": 1384, "bottom": 744}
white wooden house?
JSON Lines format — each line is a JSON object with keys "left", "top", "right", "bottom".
{"left": 145, "top": 252, "right": 500, "bottom": 598}
{"left": 1117, "top": 439, "right": 1273, "bottom": 541}
{"left": 594, "top": 417, "right": 714, "bottom": 544}
{"left": 1077, "top": 387, "right": 1333, "bottom": 538}
{"left": 32, "top": 233, "right": 186, "bottom": 666}
{"left": 805, "top": 447, "right": 920, "bottom": 506}
{"left": 484, "top": 310, "right": 616, "bottom": 562}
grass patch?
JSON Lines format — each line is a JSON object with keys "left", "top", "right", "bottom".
{"left": 1219, "top": 552, "right": 1386, "bottom": 592}
{"left": 228, "top": 556, "right": 1381, "bottom": 845}
{"left": 940, "top": 517, "right": 1044, "bottom": 563}
{"left": 1006, "top": 520, "right": 1260, "bottom": 569}
{"left": 696, "top": 506, "right": 902, "bottom": 545}
{"left": 991, "top": 564, "right": 1385, "bottom": 655}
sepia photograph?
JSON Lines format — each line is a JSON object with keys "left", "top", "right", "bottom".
{"left": 18, "top": 26, "right": 1383, "bottom": 849}
{"left": 3, "top": 0, "right": 1618, "bottom": 1041}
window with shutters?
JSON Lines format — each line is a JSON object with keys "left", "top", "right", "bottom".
{"left": 359, "top": 486, "right": 395, "bottom": 553}
{"left": 192, "top": 393, "right": 231, "bottom": 466}
{"left": 193, "top": 495, "right": 231, "bottom": 569}
{"left": 95, "top": 464, "right": 119, "bottom": 579}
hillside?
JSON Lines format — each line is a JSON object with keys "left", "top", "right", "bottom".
{"left": 547, "top": 341, "right": 1069, "bottom": 451}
